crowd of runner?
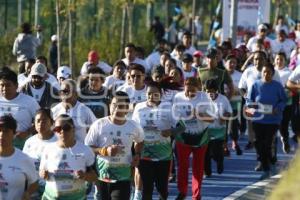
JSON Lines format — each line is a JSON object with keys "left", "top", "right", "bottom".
{"left": 1, "top": 18, "right": 300, "bottom": 200}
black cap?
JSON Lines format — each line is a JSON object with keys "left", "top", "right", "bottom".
{"left": 0, "top": 115, "right": 17, "bottom": 131}
{"left": 151, "top": 65, "right": 165, "bottom": 76}
{"left": 182, "top": 53, "right": 193, "bottom": 63}
{"left": 205, "top": 48, "right": 218, "bottom": 58}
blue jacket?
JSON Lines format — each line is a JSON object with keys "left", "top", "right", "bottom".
{"left": 247, "top": 80, "right": 287, "bottom": 124}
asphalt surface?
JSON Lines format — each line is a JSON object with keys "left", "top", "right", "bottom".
{"left": 87, "top": 135, "right": 295, "bottom": 200}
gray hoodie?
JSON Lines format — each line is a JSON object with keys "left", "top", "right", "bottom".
{"left": 12, "top": 33, "right": 42, "bottom": 62}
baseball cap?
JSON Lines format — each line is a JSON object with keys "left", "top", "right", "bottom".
{"left": 0, "top": 115, "right": 17, "bottom": 131}
{"left": 193, "top": 50, "right": 204, "bottom": 57}
{"left": 258, "top": 24, "right": 268, "bottom": 31}
{"left": 51, "top": 35, "right": 57, "bottom": 42}
{"left": 30, "top": 63, "right": 47, "bottom": 77}
{"left": 57, "top": 66, "right": 72, "bottom": 79}
{"left": 182, "top": 53, "right": 193, "bottom": 63}
{"left": 205, "top": 48, "right": 218, "bottom": 58}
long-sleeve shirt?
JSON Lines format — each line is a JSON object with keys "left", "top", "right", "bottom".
{"left": 247, "top": 80, "right": 287, "bottom": 124}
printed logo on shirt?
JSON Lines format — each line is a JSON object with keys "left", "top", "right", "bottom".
{"left": 0, "top": 173, "right": 8, "bottom": 193}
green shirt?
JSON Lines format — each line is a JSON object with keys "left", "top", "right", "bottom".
{"left": 198, "top": 67, "right": 233, "bottom": 94}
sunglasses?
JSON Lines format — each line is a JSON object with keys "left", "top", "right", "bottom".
{"left": 53, "top": 123, "right": 73, "bottom": 133}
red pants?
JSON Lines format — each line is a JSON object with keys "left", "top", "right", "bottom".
{"left": 176, "top": 142, "right": 207, "bottom": 200}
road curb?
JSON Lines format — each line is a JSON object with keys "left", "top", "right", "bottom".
{"left": 223, "top": 174, "right": 282, "bottom": 200}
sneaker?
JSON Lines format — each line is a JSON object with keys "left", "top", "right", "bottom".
{"left": 244, "top": 141, "right": 254, "bottom": 150}
{"left": 175, "top": 193, "right": 186, "bottom": 200}
{"left": 259, "top": 171, "right": 271, "bottom": 180}
{"left": 204, "top": 174, "right": 212, "bottom": 178}
{"left": 235, "top": 145, "right": 243, "bottom": 155}
{"left": 292, "top": 135, "right": 298, "bottom": 143}
{"left": 255, "top": 162, "right": 263, "bottom": 171}
{"left": 168, "top": 174, "right": 176, "bottom": 183}
{"left": 223, "top": 146, "right": 230, "bottom": 157}
{"left": 217, "top": 161, "right": 224, "bottom": 174}
{"left": 270, "top": 164, "right": 278, "bottom": 175}
{"left": 132, "top": 190, "right": 142, "bottom": 200}
{"left": 281, "top": 137, "right": 290, "bottom": 154}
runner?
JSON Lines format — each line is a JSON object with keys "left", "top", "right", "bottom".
{"left": 85, "top": 91, "right": 144, "bottom": 200}
{"left": 39, "top": 114, "right": 97, "bottom": 199}
{"left": 23, "top": 108, "right": 57, "bottom": 199}
{"left": 0, "top": 115, "right": 38, "bottom": 200}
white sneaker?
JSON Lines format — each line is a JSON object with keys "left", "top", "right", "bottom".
{"left": 132, "top": 190, "right": 142, "bottom": 200}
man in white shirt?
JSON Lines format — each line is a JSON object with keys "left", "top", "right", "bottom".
{"left": 80, "top": 50, "right": 112, "bottom": 75}
{"left": 286, "top": 66, "right": 300, "bottom": 143}
{"left": 171, "top": 31, "right": 197, "bottom": 57}
{"left": 20, "top": 63, "right": 59, "bottom": 108}
{"left": 51, "top": 79, "right": 96, "bottom": 142}
{"left": 146, "top": 39, "right": 168, "bottom": 71}
{"left": 0, "top": 67, "right": 40, "bottom": 149}
{"left": 247, "top": 24, "right": 273, "bottom": 53}
{"left": 271, "top": 29, "right": 296, "bottom": 58}
{"left": 119, "top": 63, "right": 147, "bottom": 110}
{"left": 122, "top": 43, "right": 150, "bottom": 74}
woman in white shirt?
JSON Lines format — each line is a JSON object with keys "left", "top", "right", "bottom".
{"left": 39, "top": 114, "right": 97, "bottom": 199}
{"left": 23, "top": 108, "right": 57, "bottom": 198}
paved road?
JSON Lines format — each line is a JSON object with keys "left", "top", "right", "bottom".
{"left": 87, "top": 135, "right": 295, "bottom": 200}
{"left": 156, "top": 135, "right": 295, "bottom": 199}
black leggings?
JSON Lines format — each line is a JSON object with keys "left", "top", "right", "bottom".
{"left": 98, "top": 180, "right": 131, "bottom": 200}
{"left": 138, "top": 160, "right": 170, "bottom": 200}
{"left": 205, "top": 139, "right": 224, "bottom": 174}
{"left": 253, "top": 122, "right": 279, "bottom": 171}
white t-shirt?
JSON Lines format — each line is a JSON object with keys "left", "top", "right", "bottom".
{"left": 271, "top": 39, "right": 296, "bottom": 58}
{"left": 80, "top": 61, "right": 112, "bottom": 75}
{"left": 122, "top": 57, "right": 150, "bottom": 74}
{"left": 161, "top": 89, "right": 181, "bottom": 103}
{"left": 181, "top": 67, "right": 197, "bottom": 80}
{"left": 23, "top": 134, "right": 58, "bottom": 170}
{"left": 238, "top": 66, "right": 281, "bottom": 95}
{"left": 103, "top": 75, "right": 125, "bottom": 90}
{"left": 17, "top": 73, "right": 29, "bottom": 89}
{"left": 207, "top": 93, "right": 233, "bottom": 129}
{"left": 246, "top": 35, "right": 273, "bottom": 52}
{"left": 276, "top": 67, "right": 292, "bottom": 86}
{"left": 132, "top": 102, "right": 174, "bottom": 161}
{"left": 85, "top": 117, "right": 144, "bottom": 182}
{"left": 288, "top": 66, "right": 300, "bottom": 84}
{"left": 0, "top": 93, "right": 40, "bottom": 132}
{"left": 51, "top": 101, "right": 97, "bottom": 142}
{"left": 229, "top": 70, "right": 242, "bottom": 89}
{"left": 0, "top": 149, "right": 38, "bottom": 200}
{"left": 146, "top": 51, "right": 161, "bottom": 71}
{"left": 170, "top": 46, "right": 197, "bottom": 58}
{"left": 172, "top": 91, "right": 212, "bottom": 133}
{"left": 39, "top": 142, "right": 95, "bottom": 199}
{"left": 30, "top": 84, "right": 45, "bottom": 102}
{"left": 119, "top": 85, "right": 147, "bottom": 105}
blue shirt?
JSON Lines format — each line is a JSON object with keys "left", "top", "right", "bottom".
{"left": 247, "top": 80, "right": 287, "bottom": 124}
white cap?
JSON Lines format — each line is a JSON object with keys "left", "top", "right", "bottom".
{"left": 57, "top": 66, "right": 71, "bottom": 79}
{"left": 30, "top": 63, "right": 47, "bottom": 77}
{"left": 258, "top": 24, "right": 267, "bottom": 31}
{"left": 51, "top": 35, "right": 57, "bottom": 42}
